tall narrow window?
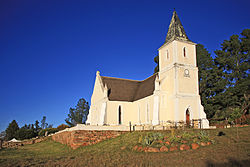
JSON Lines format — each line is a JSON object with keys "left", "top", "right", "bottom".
{"left": 167, "top": 50, "right": 169, "bottom": 59}
{"left": 183, "top": 47, "right": 186, "bottom": 57}
{"left": 118, "top": 106, "right": 122, "bottom": 125}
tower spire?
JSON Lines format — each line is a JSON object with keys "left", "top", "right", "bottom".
{"left": 165, "top": 10, "right": 191, "bottom": 43}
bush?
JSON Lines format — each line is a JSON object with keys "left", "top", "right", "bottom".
{"left": 38, "top": 128, "right": 58, "bottom": 136}
{"left": 57, "top": 124, "right": 69, "bottom": 131}
{"left": 198, "top": 130, "right": 210, "bottom": 142}
{"left": 15, "top": 128, "right": 36, "bottom": 140}
{"left": 229, "top": 108, "right": 242, "bottom": 124}
{"left": 169, "top": 135, "right": 181, "bottom": 144}
{"left": 141, "top": 132, "right": 164, "bottom": 146}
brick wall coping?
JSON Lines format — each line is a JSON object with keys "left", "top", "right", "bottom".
{"left": 53, "top": 123, "right": 217, "bottom": 136}
{"left": 54, "top": 124, "right": 130, "bottom": 135}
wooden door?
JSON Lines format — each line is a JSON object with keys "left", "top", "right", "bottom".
{"left": 186, "top": 109, "right": 190, "bottom": 126}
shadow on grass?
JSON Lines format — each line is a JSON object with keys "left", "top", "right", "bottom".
{"left": 206, "top": 158, "right": 250, "bottom": 167}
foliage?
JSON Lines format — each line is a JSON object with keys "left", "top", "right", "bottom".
{"left": 228, "top": 108, "right": 243, "bottom": 124}
{"left": 41, "top": 116, "right": 48, "bottom": 129}
{"left": 0, "top": 131, "right": 6, "bottom": 140}
{"left": 15, "top": 128, "right": 36, "bottom": 140}
{"left": 141, "top": 132, "right": 164, "bottom": 146}
{"left": 5, "top": 120, "right": 19, "bottom": 140}
{"left": 57, "top": 124, "right": 69, "bottom": 131}
{"left": 196, "top": 44, "right": 226, "bottom": 118}
{"left": 213, "top": 29, "right": 250, "bottom": 118}
{"left": 169, "top": 135, "right": 181, "bottom": 144}
{"left": 153, "top": 53, "right": 159, "bottom": 73}
{"left": 34, "top": 120, "right": 41, "bottom": 133}
{"left": 198, "top": 130, "right": 210, "bottom": 142}
{"left": 181, "top": 131, "right": 194, "bottom": 140}
{"left": 38, "top": 128, "right": 58, "bottom": 136}
{"left": 65, "top": 98, "right": 90, "bottom": 127}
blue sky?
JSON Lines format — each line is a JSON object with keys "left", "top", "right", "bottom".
{"left": 0, "top": 0, "right": 249, "bottom": 132}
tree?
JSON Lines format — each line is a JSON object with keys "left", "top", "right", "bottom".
{"left": 214, "top": 29, "right": 250, "bottom": 117}
{"left": 15, "top": 128, "right": 36, "bottom": 140}
{"left": 34, "top": 120, "right": 41, "bottom": 133}
{"left": 57, "top": 124, "right": 69, "bottom": 131}
{"left": 154, "top": 53, "right": 159, "bottom": 73}
{"left": 0, "top": 131, "right": 6, "bottom": 140}
{"left": 47, "top": 124, "right": 53, "bottom": 128}
{"left": 65, "top": 98, "right": 89, "bottom": 127}
{"left": 5, "top": 120, "right": 19, "bottom": 140}
{"left": 41, "top": 116, "right": 48, "bottom": 129}
{"left": 196, "top": 44, "right": 227, "bottom": 118}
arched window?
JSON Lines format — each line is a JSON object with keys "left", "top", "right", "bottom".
{"left": 183, "top": 47, "right": 186, "bottom": 57}
{"left": 118, "top": 106, "right": 122, "bottom": 125}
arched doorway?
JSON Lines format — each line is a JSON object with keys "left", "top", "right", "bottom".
{"left": 118, "top": 106, "right": 122, "bottom": 125}
{"left": 186, "top": 109, "right": 190, "bottom": 127}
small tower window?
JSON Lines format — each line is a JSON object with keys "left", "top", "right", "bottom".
{"left": 167, "top": 50, "right": 169, "bottom": 59}
{"left": 183, "top": 47, "right": 186, "bottom": 57}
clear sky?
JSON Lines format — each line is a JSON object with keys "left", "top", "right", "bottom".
{"left": 0, "top": 0, "right": 249, "bottom": 132}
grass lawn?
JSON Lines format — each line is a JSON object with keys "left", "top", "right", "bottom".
{"left": 0, "top": 126, "right": 250, "bottom": 167}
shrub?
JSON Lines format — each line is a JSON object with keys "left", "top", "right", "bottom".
{"left": 198, "top": 130, "right": 210, "bottom": 142}
{"left": 169, "top": 135, "right": 181, "bottom": 144}
{"left": 57, "top": 124, "right": 69, "bottom": 131}
{"left": 229, "top": 108, "right": 242, "bottom": 124}
{"left": 38, "top": 128, "right": 58, "bottom": 136}
{"left": 181, "top": 131, "right": 193, "bottom": 140}
{"left": 141, "top": 132, "right": 164, "bottom": 146}
{"left": 15, "top": 128, "right": 36, "bottom": 140}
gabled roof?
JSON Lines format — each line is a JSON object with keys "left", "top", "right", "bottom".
{"left": 165, "top": 10, "right": 192, "bottom": 43}
{"left": 101, "top": 74, "right": 157, "bottom": 102}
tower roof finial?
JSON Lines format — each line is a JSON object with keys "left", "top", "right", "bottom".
{"left": 165, "top": 10, "right": 191, "bottom": 43}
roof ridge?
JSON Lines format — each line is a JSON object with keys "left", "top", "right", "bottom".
{"left": 101, "top": 73, "right": 157, "bottom": 83}
{"left": 101, "top": 76, "right": 140, "bottom": 82}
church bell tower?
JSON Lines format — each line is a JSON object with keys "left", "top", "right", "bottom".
{"left": 158, "top": 10, "right": 207, "bottom": 126}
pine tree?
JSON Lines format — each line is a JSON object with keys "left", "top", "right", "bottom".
{"left": 196, "top": 44, "right": 227, "bottom": 118}
{"left": 214, "top": 29, "right": 250, "bottom": 118}
{"left": 65, "top": 98, "right": 90, "bottom": 127}
{"left": 5, "top": 120, "right": 19, "bottom": 140}
{"left": 34, "top": 120, "right": 40, "bottom": 133}
{"left": 153, "top": 53, "right": 159, "bottom": 73}
{"left": 41, "top": 116, "right": 48, "bottom": 129}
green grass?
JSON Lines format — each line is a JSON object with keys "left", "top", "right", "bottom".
{"left": 0, "top": 127, "right": 250, "bottom": 167}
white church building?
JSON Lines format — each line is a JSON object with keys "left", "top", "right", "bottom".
{"left": 86, "top": 11, "right": 209, "bottom": 129}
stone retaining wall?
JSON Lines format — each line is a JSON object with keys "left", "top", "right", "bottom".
{"left": 2, "top": 137, "right": 47, "bottom": 149}
{"left": 52, "top": 130, "right": 126, "bottom": 149}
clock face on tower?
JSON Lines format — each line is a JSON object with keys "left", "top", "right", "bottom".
{"left": 184, "top": 69, "right": 190, "bottom": 77}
